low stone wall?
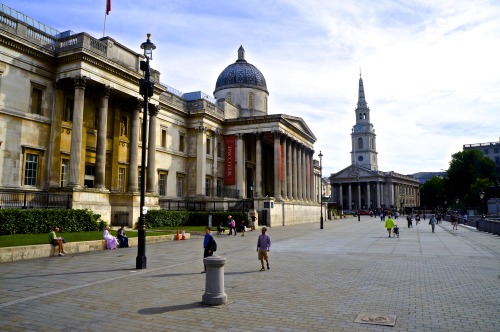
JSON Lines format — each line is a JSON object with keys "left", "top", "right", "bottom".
{"left": 0, "top": 233, "right": 191, "bottom": 264}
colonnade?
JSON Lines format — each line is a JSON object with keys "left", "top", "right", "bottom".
{"left": 332, "top": 180, "right": 419, "bottom": 210}
{"left": 66, "top": 75, "right": 158, "bottom": 193}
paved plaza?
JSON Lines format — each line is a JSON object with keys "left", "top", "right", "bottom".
{"left": 0, "top": 216, "right": 499, "bottom": 331}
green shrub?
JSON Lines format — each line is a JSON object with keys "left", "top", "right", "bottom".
{"left": 142, "top": 210, "right": 248, "bottom": 228}
{"left": 0, "top": 209, "right": 102, "bottom": 235}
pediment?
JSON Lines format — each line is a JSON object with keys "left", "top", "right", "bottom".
{"left": 330, "top": 165, "right": 380, "bottom": 181}
{"left": 281, "top": 115, "right": 316, "bottom": 141}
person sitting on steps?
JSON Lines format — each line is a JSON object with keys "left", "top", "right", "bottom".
{"left": 49, "top": 227, "right": 66, "bottom": 256}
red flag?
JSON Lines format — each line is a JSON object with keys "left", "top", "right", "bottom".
{"left": 106, "top": 0, "right": 111, "bottom": 15}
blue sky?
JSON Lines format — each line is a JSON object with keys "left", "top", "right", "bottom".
{"left": 3, "top": 0, "right": 499, "bottom": 177}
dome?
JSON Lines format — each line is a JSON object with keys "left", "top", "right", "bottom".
{"left": 214, "top": 46, "right": 268, "bottom": 94}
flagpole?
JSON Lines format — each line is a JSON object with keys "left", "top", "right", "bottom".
{"left": 103, "top": 2, "right": 107, "bottom": 37}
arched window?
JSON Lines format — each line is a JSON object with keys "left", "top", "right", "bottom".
{"left": 359, "top": 113, "right": 362, "bottom": 120}
{"left": 248, "top": 92, "right": 254, "bottom": 109}
{"left": 358, "top": 137, "right": 363, "bottom": 149}
{"left": 363, "top": 113, "right": 366, "bottom": 119}
{"left": 226, "top": 92, "right": 232, "bottom": 103}
{"left": 371, "top": 138, "right": 375, "bottom": 149}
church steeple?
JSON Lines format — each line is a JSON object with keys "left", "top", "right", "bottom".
{"left": 351, "top": 74, "right": 378, "bottom": 171}
{"left": 357, "top": 74, "right": 368, "bottom": 109}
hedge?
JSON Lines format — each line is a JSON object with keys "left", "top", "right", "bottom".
{"left": 143, "top": 210, "right": 248, "bottom": 228}
{"left": 0, "top": 209, "right": 104, "bottom": 235}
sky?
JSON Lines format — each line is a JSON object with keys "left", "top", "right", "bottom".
{"left": 3, "top": 0, "right": 499, "bottom": 177}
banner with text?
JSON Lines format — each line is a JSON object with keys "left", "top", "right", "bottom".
{"left": 225, "top": 135, "right": 236, "bottom": 185}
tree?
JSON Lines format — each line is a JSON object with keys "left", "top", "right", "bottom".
{"left": 420, "top": 176, "right": 445, "bottom": 208}
{"left": 445, "top": 150, "right": 497, "bottom": 208}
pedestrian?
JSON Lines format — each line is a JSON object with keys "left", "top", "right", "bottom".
{"left": 406, "top": 214, "right": 413, "bottom": 228}
{"left": 227, "top": 215, "right": 234, "bottom": 235}
{"left": 415, "top": 214, "right": 420, "bottom": 225}
{"left": 451, "top": 214, "right": 458, "bottom": 230}
{"left": 231, "top": 218, "right": 237, "bottom": 236}
{"left": 429, "top": 214, "right": 437, "bottom": 233}
{"left": 423, "top": 213, "right": 427, "bottom": 221}
{"left": 463, "top": 214, "right": 468, "bottom": 225}
{"left": 257, "top": 227, "right": 271, "bottom": 271}
{"left": 49, "top": 227, "right": 66, "bottom": 256}
{"left": 202, "top": 226, "right": 215, "bottom": 273}
{"left": 385, "top": 216, "right": 395, "bottom": 237}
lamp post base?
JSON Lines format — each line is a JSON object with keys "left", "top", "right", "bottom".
{"left": 136, "top": 256, "right": 147, "bottom": 270}
{"left": 320, "top": 216, "right": 324, "bottom": 229}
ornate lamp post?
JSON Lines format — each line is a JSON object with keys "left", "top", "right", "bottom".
{"left": 136, "top": 34, "right": 156, "bottom": 270}
{"left": 319, "top": 151, "right": 323, "bottom": 229}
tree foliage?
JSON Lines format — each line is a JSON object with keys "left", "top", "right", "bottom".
{"left": 420, "top": 176, "right": 445, "bottom": 208}
{"left": 445, "top": 149, "right": 497, "bottom": 207}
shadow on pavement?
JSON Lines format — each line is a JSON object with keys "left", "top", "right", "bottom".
{"left": 138, "top": 302, "right": 202, "bottom": 315}
{"left": 0, "top": 268, "right": 136, "bottom": 279}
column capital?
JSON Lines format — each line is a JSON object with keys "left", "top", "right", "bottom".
{"left": 272, "top": 130, "right": 283, "bottom": 138}
{"left": 103, "top": 85, "right": 113, "bottom": 98}
{"left": 149, "top": 104, "right": 160, "bottom": 116}
{"left": 253, "top": 131, "right": 262, "bottom": 140}
{"left": 136, "top": 97, "right": 144, "bottom": 111}
{"left": 73, "top": 75, "right": 89, "bottom": 89}
{"left": 235, "top": 133, "right": 244, "bottom": 139}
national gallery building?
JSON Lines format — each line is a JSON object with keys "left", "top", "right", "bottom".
{"left": 329, "top": 76, "right": 420, "bottom": 212}
{"left": 0, "top": 4, "right": 321, "bottom": 227}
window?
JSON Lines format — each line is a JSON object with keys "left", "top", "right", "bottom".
{"left": 176, "top": 175, "right": 184, "bottom": 197}
{"left": 363, "top": 113, "right": 366, "bottom": 119}
{"left": 118, "top": 168, "right": 126, "bottom": 192}
{"left": 84, "top": 165, "right": 95, "bottom": 188}
{"left": 61, "top": 158, "right": 69, "bottom": 187}
{"left": 24, "top": 153, "right": 39, "bottom": 186}
{"left": 264, "top": 97, "right": 268, "bottom": 112}
{"left": 158, "top": 172, "right": 167, "bottom": 196}
{"left": 217, "top": 141, "right": 222, "bottom": 157}
{"left": 494, "top": 148, "right": 499, "bottom": 154}
{"left": 205, "top": 177, "right": 211, "bottom": 196}
{"left": 179, "top": 133, "right": 185, "bottom": 152}
{"left": 226, "top": 92, "right": 232, "bottom": 103}
{"left": 359, "top": 113, "right": 362, "bottom": 120}
{"left": 216, "top": 179, "right": 222, "bottom": 197}
{"left": 120, "top": 116, "right": 128, "bottom": 137}
{"left": 161, "top": 128, "right": 167, "bottom": 148}
{"left": 206, "top": 137, "right": 211, "bottom": 155}
{"left": 31, "top": 87, "right": 43, "bottom": 114}
{"left": 248, "top": 92, "right": 254, "bottom": 109}
{"left": 138, "top": 169, "right": 142, "bottom": 193}
{"left": 358, "top": 137, "right": 363, "bottom": 149}
{"left": 64, "top": 97, "right": 74, "bottom": 122}
{"left": 484, "top": 149, "right": 489, "bottom": 155}
{"left": 371, "top": 138, "right": 375, "bottom": 149}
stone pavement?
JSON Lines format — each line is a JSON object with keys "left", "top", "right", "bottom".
{"left": 0, "top": 216, "right": 499, "bottom": 332}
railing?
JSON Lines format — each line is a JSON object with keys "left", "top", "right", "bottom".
{"left": 0, "top": 191, "right": 72, "bottom": 209}
{"left": 159, "top": 197, "right": 251, "bottom": 212}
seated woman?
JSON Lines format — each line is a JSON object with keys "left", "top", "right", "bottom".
{"left": 103, "top": 226, "right": 118, "bottom": 249}
{"left": 117, "top": 225, "right": 129, "bottom": 248}
{"left": 217, "top": 223, "right": 225, "bottom": 235}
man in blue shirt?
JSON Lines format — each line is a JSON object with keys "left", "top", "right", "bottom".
{"left": 202, "top": 226, "right": 214, "bottom": 273}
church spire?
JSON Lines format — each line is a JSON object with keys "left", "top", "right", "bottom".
{"left": 357, "top": 73, "right": 368, "bottom": 109}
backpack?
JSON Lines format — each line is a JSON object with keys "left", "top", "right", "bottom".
{"left": 211, "top": 237, "right": 217, "bottom": 252}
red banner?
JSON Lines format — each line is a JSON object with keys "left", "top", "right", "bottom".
{"left": 225, "top": 135, "right": 236, "bottom": 185}
{"left": 106, "top": 0, "right": 111, "bottom": 15}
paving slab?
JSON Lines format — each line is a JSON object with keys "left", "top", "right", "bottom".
{"left": 0, "top": 216, "right": 499, "bottom": 331}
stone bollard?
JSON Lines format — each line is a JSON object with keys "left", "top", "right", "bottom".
{"left": 202, "top": 256, "right": 227, "bottom": 306}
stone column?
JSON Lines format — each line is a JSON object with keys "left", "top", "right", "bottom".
{"left": 67, "top": 75, "right": 88, "bottom": 188}
{"left": 281, "top": 136, "right": 288, "bottom": 200}
{"left": 287, "top": 138, "right": 293, "bottom": 200}
{"left": 358, "top": 181, "right": 362, "bottom": 209}
{"left": 302, "top": 147, "right": 307, "bottom": 201}
{"left": 272, "top": 131, "right": 282, "bottom": 201}
{"left": 146, "top": 105, "right": 159, "bottom": 193}
{"left": 348, "top": 183, "right": 352, "bottom": 210}
{"left": 339, "top": 184, "right": 343, "bottom": 209}
{"left": 292, "top": 142, "right": 298, "bottom": 200}
{"left": 48, "top": 80, "right": 65, "bottom": 187}
{"left": 304, "top": 150, "right": 309, "bottom": 201}
{"left": 367, "top": 182, "right": 371, "bottom": 209}
{"left": 297, "top": 144, "right": 302, "bottom": 200}
{"left": 212, "top": 133, "right": 219, "bottom": 196}
{"left": 308, "top": 151, "right": 313, "bottom": 201}
{"left": 380, "top": 183, "right": 385, "bottom": 206}
{"left": 95, "top": 85, "right": 113, "bottom": 190}
{"left": 196, "top": 126, "right": 207, "bottom": 196}
{"left": 236, "top": 133, "right": 244, "bottom": 198}
{"left": 255, "top": 133, "right": 262, "bottom": 198}
{"left": 128, "top": 98, "right": 141, "bottom": 192}
{"left": 376, "top": 182, "right": 381, "bottom": 208}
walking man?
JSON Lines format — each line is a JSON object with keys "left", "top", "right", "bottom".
{"left": 257, "top": 227, "right": 271, "bottom": 271}
{"left": 429, "top": 214, "right": 437, "bottom": 233}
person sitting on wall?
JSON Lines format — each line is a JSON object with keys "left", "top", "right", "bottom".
{"left": 117, "top": 225, "right": 129, "bottom": 248}
{"left": 103, "top": 226, "right": 118, "bottom": 249}
{"left": 217, "top": 222, "right": 225, "bottom": 235}
{"left": 49, "top": 227, "right": 66, "bottom": 256}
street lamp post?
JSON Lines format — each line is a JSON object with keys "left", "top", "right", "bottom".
{"left": 319, "top": 151, "right": 323, "bottom": 229}
{"left": 356, "top": 175, "right": 360, "bottom": 222}
{"left": 479, "top": 190, "right": 485, "bottom": 229}
{"left": 136, "top": 34, "right": 156, "bottom": 270}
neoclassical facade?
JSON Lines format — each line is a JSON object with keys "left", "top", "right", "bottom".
{"left": 0, "top": 5, "right": 320, "bottom": 226}
{"left": 329, "top": 76, "right": 420, "bottom": 211}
